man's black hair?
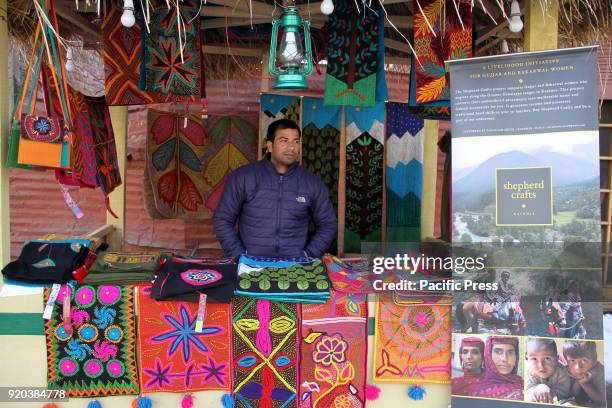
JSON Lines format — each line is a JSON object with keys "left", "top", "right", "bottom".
{"left": 266, "top": 118, "right": 301, "bottom": 142}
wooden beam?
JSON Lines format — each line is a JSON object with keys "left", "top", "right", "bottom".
{"left": 0, "top": 0, "right": 9, "bottom": 272}
{"left": 201, "top": 17, "right": 271, "bottom": 29}
{"left": 524, "top": 0, "right": 558, "bottom": 51}
{"left": 384, "top": 38, "right": 411, "bottom": 54}
{"left": 54, "top": 1, "right": 101, "bottom": 38}
{"left": 421, "top": 119, "right": 438, "bottom": 240}
{"left": 475, "top": 6, "right": 525, "bottom": 46}
{"left": 201, "top": 5, "right": 268, "bottom": 18}
{"left": 206, "top": 0, "right": 276, "bottom": 17}
{"left": 107, "top": 106, "right": 127, "bottom": 251}
{"left": 203, "top": 44, "right": 265, "bottom": 58}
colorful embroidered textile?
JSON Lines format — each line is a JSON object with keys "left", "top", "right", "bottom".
{"left": 2, "top": 241, "right": 91, "bottom": 284}
{"left": 299, "top": 290, "right": 368, "bottom": 408}
{"left": 344, "top": 103, "right": 384, "bottom": 253}
{"left": 143, "top": 0, "right": 201, "bottom": 95}
{"left": 44, "top": 285, "right": 139, "bottom": 396}
{"left": 137, "top": 286, "right": 231, "bottom": 393}
{"left": 202, "top": 115, "right": 258, "bottom": 212}
{"left": 232, "top": 297, "right": 298, "bottom": 408}
{"left": 102, "top": 1, "right": 192, "bottom": 105}
{"left": 386, "top": 103, "right": 424, "bottom": 242}
{"left": 151, "top": 258, "right": 237, "bottom": 303}
{"left": 84, "top": 252, "right": 159, "bottom": 285}
{"left": 237, "top": 255, "right": 331, "bottom": 303}
{"left": 411, "top": 0, "right": 472, "bottom": 105}
{"left": 260, "top": 94, "right": 301, "bottom": 156}
{"left": 323, "top": 255, "right": 373, "bottom": 293}
{"left": 324, "top": 0, "right": 385, "bottom": 107}
{"left": 373, "top": 296, "right": 451, "bottom": 384}
{"left": 146, "top": 109, "right": 209, "bottom": 219}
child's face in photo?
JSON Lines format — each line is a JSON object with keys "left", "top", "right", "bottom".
{"left": 566, "top": 356, "right": 595, "bottom": 379}
{"left": 527, "top": 347, "right": 557, "bottom": 380}
{"left": 492, "top": 343, "right": 517, "bottom": 375}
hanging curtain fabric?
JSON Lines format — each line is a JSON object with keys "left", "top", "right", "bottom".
{"left": 344, "top": 102, "right": 385, "bottom": 253}
{"left": 410, "top": 0, "right": 472, "bottom": 106}
{"left": 386, "top": 103, "right": 424, "bottom": 242}
{"left": 102, "top": 0, "right": 195, "bottom": 105}
{"left": 324, "top": 0, "right": 386, "bottom": 107}
{"left": 301, "top": 97, "right": 341, "bottom": 253}
{"left": 141, "top": 0, "right": 202, "bottom": 96}
{"left": 260, "top": 93, "right": 301, "bottom": 157}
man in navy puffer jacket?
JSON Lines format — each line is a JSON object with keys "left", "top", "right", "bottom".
{"left": 213, "top": 119, "right": 337, "bottom": 258}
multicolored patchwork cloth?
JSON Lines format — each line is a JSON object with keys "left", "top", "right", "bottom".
{"left": 373, "top": 296, "right": 451, "bottom": 384}
{"left": 146, "top": 109, "right": 209, "bottom": 219}
{"left": 386, "top": 103, "right": 424, "bottom": 242}
{"left": 202, "top": 115, "right": 258, "bottom": 212}
{"left": 410, "top": 0, "right": 472, "bottom": 106}
{"left": 260, "top": 94, "right": 301, "bottom": 156}
{"left": 137, "top": 286, "right": 231, "bottom": 393}
{"left": 151, "top": 258, "right": 237, "bottom": 303}
{"left": 102, "top": 0, "right": 193, "bottom": 105}
{"left": 44, "top": 285, "right": 139, "bottom": 396}
{"left": 301, "top": 97, "right": 341, "bottom": 253}
{"left": 3, "top": 241, "right": 92, "bottom": 284}
{"left": 232, "top": 297, "right": 299, "bottom": 408}
{"left": 142, "top": 0, "right": 202, "bottom": 96}
{"left": 299, "top": 290, "right": 368, "bottom": 408}
{"left": 344, "top": 103, "right": 384, "bottom": 253}
{"left": 323, "top": 255, "right": 373, "bottom": 294}
{"left": 324, "top": 0, "right": 386, "bottom": 107}
{"left": 237, "top": 255, "right": 331, "bottom": 303}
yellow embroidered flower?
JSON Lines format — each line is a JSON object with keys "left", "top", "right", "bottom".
{"left": 333, "top": 394, "right": 351, "bottom": 408}
{"left": 313, "top": 334, "right": 348, "bottom": 367}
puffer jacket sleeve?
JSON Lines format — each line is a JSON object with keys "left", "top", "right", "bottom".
{"left": 305, "top": 178, "right": 338, "bottom": 257}
{"left": 213, "top": 169, "right": 247, "bottom": 257}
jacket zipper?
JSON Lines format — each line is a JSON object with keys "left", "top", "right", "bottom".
{"left": 275, "top": 175, "right": 283, "bottom": 255}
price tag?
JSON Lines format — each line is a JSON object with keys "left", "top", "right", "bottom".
{"left": 42, "top": 284, "right": 61, "bottom": 320}
{"left": 194, "top": 294, "right": 207, "bottom": 333}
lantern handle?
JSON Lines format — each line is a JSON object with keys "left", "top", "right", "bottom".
{"left": 302, "top": 19, "right": 313, "bottom": 76}
{"left": 269, "top": 19, "right": 280, "bottom": 76}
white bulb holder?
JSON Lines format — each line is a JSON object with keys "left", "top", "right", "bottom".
{"left": 501, "top": 39, "right": 509, "bottom": 54}
{"left": 121, "top": 0, "right": 136, "bottom": 28}
{"left": 65, "top": 48, "right": 74, "bottom": 72}
{"left": 509, "top": 0, "right": 523, "bottom": 32}
{"left": 320, "top": 0, "right": 334, "bottom": 15}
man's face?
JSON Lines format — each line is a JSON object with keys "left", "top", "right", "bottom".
{"left": 492, "top": 343, "right": 517, "bottom": 375}
{"left": 460, "top": 346, "right": 483, "bottom": 373}
{"left": 527, "top": 347, "right": 557, "bottom": 380}
{"left": 267, "top": 128, "right": 300, "bottom": 167}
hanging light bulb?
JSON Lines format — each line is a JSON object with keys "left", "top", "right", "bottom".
{"left": 501, "top": 39, "right": 509, "bottom": 54}
{"left": 65, "top": 48, "right": 75, "bottom": 71}
{"left": 509, "top": 0, "right": 523, "bottom": 33}
{"left": 121, "top": 0, "right": 136, "bottom": 28}
{"left": 320, "top": 0, "right": 334, "bottom": 15}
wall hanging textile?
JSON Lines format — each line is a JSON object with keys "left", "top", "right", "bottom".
{"left": 102, "top": 0, "right": 193, "bottom": 105}
{"left": 2, "top": 241, "right": 91, "bottom": 284}
{"left": 301, "top": 97, "right": 341, "bottom": 253}
{"left": 323, "top": 255, "right": 374, "bottom": 294}
{"left": 410, "top": 0, "right": 472, "bottom": 105}
{"left": 324, "top": 0, "right": 385, "bottom": 107}
{"left": 141, "top": 0, "right": 202, "bottom": 96}
{"left": 146, "top": 109, "right": 209, "bottom": 219}
{"left": 344, "top": 103, "right": 384, "bottom": 253}
{"left": 232, "top": 297, "right": 299, "bottom": 408}
{"left": 83, "top": 251, "right": 160, "bottom": 285}
{"left": 407, "top": 105, "right": 452, "bottom": 120}
{"left": 150, "top": 258, "right": 237, "bottom": 303}
{"left": 44, "top": 285, "right": 139, "bottom": 397}
{"left": 137, "top": 286, "right": 231, "bottom": 393}
{"left": 386, "top": 103, "right": 424, "bottom": 242}
{"left": 260, "top": 94, "right": 301, "bottom": 156}
{"left": 202, "top": 115, "right": 258, "bottom": 212}
{"left": 373, "top": 296, "right": 451, "bottom": 384}
{"left": 299, "top": 289, "right": 368, "bottom": 408}
{"left": 237, "top": 255, "right": 331, "bottom": 303}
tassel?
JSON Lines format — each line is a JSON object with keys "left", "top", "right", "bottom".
{"left": 181, "top": 394, "right": 194, "bottom": 408}
{"left": 87, "top": 400, "right": 102, "bottom": 408}
{"left": 221, "top": 394, "right": 235, "bottom": 408}
{"left": 133, "top": 395, "right": 153, "bottom": 408}
{"left": 365, "top": 384, "right": 381, "bottom": 400}
{"left": 43, "top": 404, "right": 58, "bottom": 408}
{"left": 408, "top": 385, "right": 426, "bottom": 400}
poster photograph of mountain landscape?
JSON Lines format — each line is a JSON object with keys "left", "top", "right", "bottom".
{"left": 452, "top": 131, "right": 601, "bottom": 268}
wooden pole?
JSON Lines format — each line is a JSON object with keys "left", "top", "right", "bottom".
{"left": 0, "top": 0, "right": 10, "bottom": 272}
{"left": 524, "top": 0, "right": 558, "bottom": 51}
{"left": 107, "top": 106, "right": 128, "bottom": 251}
{"left": 338, "top": 108, "right": 346, "bottom": 255}
{"left": 421, "top": 120, "right": 438, "bottom": 240}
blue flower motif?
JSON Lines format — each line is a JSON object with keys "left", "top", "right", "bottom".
{"left": 199, "top": 357, "right": 227, "bottom": 386}
{"left": 152, "top": 305, "right": 222, "bottom": 363}
{"left": 34, "top": 118, "right": 51, "bottom": 134}
{"left": 144, "top": 359, "right": 172, "bottom": 388}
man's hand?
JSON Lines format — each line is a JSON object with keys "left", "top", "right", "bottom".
{"left": 532, "top": 384, "right": 552, "bottom": 403}
{"left": 577, "top": 370, "right": 593, "bottom": 386}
